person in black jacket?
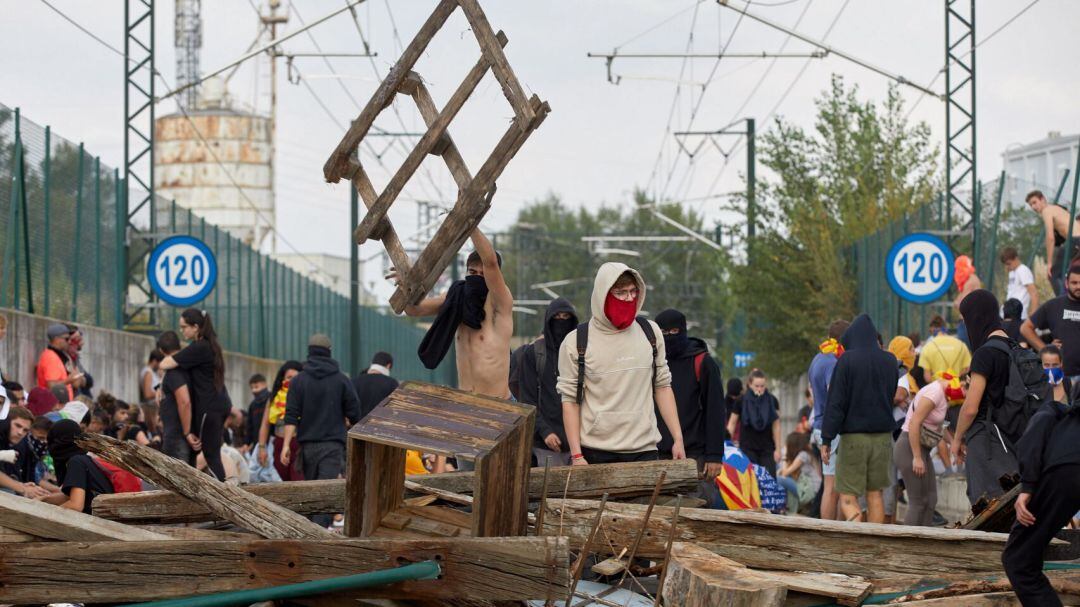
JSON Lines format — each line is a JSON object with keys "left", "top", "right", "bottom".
{"left": 352, "top": 352, "right": 400, "bottom": 419}
{"left": 1002, "top": 401, "right": 1080, "bottom": 606}
{"left": 282, "top": 334, "right": 361, "bottom": 527}
{"left": 245, "top": 373, "right": 270, "bottom": 453}
{"left": 654, "top": 309, "right": 725, "bottom": 476}
{"left": 820, "top": 314, "right": 897, "bottom": 523}
{"left": 728, "top": 369, "right": 781, "bottom": 477}
{"left": 512, "top": 298, "right": 578, "bottom": 466}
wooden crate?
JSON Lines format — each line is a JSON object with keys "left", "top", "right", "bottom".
{"left": 344, "top": 381, "right": 535, "bottom": 539}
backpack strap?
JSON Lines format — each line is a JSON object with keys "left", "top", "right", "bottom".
{"left": 575, "top": 322, "right": 590, "bottom": 405}
{"left": 694, "top": 352, "right": 707, "bottom": 382}
{"left": 636, "top": 316, "right": 658, "bottom": 390}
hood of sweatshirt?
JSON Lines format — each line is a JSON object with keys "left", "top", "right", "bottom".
{"left": 304, "top": 352, "right": 342, "bottom": 379}
{"left": 590, "top": 262, "right": 646, "bottom": 334}
{"left": 841, "top": 314, "right": 879, "bottom": 351}
{"left": 542, "top": 297, "right": 579, "bottom": 351}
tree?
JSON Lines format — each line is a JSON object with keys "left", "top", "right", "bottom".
{"left": 729, "top": 76, "right": 938, "bottom": 378}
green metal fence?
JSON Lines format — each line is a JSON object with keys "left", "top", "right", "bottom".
{"left": 0, "top": 103, "right": 454, "bottom": 384}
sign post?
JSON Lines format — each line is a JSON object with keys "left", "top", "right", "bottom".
{"left": 147, "top": 235, "right": 218, "bottom": 307}
{"left": 885, "top": 233, "right": 955, "bottom": 304}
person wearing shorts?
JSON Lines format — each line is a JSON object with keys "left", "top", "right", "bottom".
{"left": 835, "top": 432, "right": 893, "bottom": 502}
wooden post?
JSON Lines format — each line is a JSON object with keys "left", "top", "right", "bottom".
{"left": 661, "top": 543, "right": 787, "bottom": 607}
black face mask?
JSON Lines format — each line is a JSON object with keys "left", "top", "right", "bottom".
{"left": 462, "top": 275, "right": 489, "bottom": 329}
{"left": 664, "top": 332, "right": 691, "bottom": 360}
{"left": 548, "top": 318, "right": 576, "bottom": 349}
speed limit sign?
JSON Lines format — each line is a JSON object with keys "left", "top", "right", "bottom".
{"left": 147, "top": 236, "right": 218, "bottom": 307}
{"left": 885, "top": 233, "right": 955, "bottom": 304}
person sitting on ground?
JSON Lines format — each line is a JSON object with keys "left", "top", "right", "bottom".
{"left": 894, "top": 366, "right": 953, "bottom": 526}
{"left": 557, "top": 263, "right": 685, "bottom": 465}
{"left": 777, "top": 431, "right": 822, "bottom": 515}
{"left": 86, "top": 408, "right": 111, "bottom": 435}
{"left": 795, "top": 404, "right": 813, "bottom": 435}
{"left": 820, "top": 314, "right": 898, "bottom": 524}
{"left": 0, "top": 406, "right": 50, "bottom": 498}
{"left": 38, "top": 419, "right": 114, "bottom": 513}
{"left": 511, "top": 299, "right": 578, "bottom": 467}
{"left": 727, "top": 368, "right": 781, "bottom": 477}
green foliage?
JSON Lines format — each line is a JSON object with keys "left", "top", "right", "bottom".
{"left": 500, "top": 191, "right": 728, "bottom": 347}
{"left": 730, "top": 76, "right": 939, "bottom": 378}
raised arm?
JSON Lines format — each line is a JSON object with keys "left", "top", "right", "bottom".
{"left": 470, "top": 229, "right": 512, "bottom": 314}
{"left": 1045, "top": 210, "right": 1057, "bottom": 277}
{"left": 403, "top": 294, "right": 446, "bottom": 317}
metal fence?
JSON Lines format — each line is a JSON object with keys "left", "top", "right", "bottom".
{"left": 0, "top": 103, "right": 454, "bottom": 384}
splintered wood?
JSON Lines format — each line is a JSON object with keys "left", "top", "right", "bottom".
{"left": 323, "top": 0, "right": 549, "bottom": 313}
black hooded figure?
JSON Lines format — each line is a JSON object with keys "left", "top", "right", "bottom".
{"left": 820, "top": 314, "right": 898, "bottom": 521}
{"left": 47, "top": 419, "right": 114, "bottom": 513}
{"left": 956, "top": 288, "right": 1020, "bottom": 506}
{"left": 511, "top": 298, "right": 578, "bottom": 465}
{"left": 653, "top": 309, "right": 725, "bottom": 467}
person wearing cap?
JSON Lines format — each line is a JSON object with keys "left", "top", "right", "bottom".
{"left": 282, "top": 334, "right": 361, "bottom": 527}
{"left": 35, "top": 324, "right": 83, "bottom": 402}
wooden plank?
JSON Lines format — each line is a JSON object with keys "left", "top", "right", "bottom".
{"left": 93, "top": 460, "right": 698, "bottom": 524}
{"left": 411, "top": 79, "right": 473, "bottom": 189}
{"left": 77, "top": 432, "right": 335, "bottom": 540}
{"left": 0, "top": 489, "right": 168, "bottom": 542}
{"left": 541, "top": 499, "right": 1040, "bottom": 579}
{"left": 94, "top": 479, "right": 343, "bottom": 524}
{"left": 473, "top": 416, "right": 532, "bottom": 537}
{"left": 0, "top": 525, "right": 43, "bottom": 543}
{"left": 402, "top": 381, "right": 535, "bottom": 417}
{"left": 352, "top": 32, "right": 507, "bottom": 244}
{"left": 0, "top": 536, "right": 571, "bottom": 605}
{"left": 891, "top": 592, "right": 1022, "bottom": 606}
{"left": 752, "top": 570, "right": 870, "bottom": 606}
{"left": 661, "top": 543, "right": 786, "bottom": 607}
{"left": 961, "top": 484, "right": 1022, "bottom": 533}
{"left": 456, "top": 0, "right": 535, "bottom": 128}
{"left": 323, "top": 0, "right": 458, "bottom": 182}
{"left": 136, "top": 525, "right": 258, "bottom": 541}
{"left": 390, "top": 96, "right": 550, "bottom": 312}
{"left": 350, "top": 163, "right": 412, "bottom": 276}
{"left": 357, "top": 441, "right": 406, "bottom": 537}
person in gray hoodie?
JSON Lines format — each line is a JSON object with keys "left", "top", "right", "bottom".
{"left": 820, "top": 314, "right": 897, "bottom": 523}
{"left": 557, "top": 263, "right": 685, "bottom": 465}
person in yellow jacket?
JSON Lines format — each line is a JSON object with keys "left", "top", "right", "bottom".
{"left": 256, "top": 360, "right": 304, "bottom": 481}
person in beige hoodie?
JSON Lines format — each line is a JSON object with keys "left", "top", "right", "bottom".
{"left": 557, "top": 262, "right": 686, "bottom": 465}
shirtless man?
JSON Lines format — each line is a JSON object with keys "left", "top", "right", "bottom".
{"left": 1027, "top": 189, "right": 1080, "bottom": 295}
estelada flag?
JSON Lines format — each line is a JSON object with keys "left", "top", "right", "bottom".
{"left": 714, "top": 442, "right": 761, "bottom": 511}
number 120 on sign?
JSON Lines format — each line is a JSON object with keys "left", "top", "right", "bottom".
{"left": 885, "top": 233, "right": 955, "bottom": 304}
{"left": 147, "top": 236, "right": 218, "bottom": 307}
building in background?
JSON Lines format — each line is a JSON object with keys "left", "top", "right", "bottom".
{"left": 1003, "top": 132, "right": 1080, "bottom": 206}
{"left": 154, "top": 78, "right": 275, "bottom": 248}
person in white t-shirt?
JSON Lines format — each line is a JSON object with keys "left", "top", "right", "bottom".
{"left": 1001, "top": 247, "right": 1038, "bottom": 318}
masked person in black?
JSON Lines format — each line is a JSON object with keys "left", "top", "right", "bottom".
{"left": 728, "top": 369, "right": 781, "bottom": 477}
{"left": 41, "top": 419, "right": 114, "bottom": 513}
{"left": 654, "top": 309, "right": 725, "bottom": 476}
{"left": 511, "top": 298, "right": 579, "bottom": 466}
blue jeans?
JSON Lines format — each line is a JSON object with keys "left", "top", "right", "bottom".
{"left": 776, "top": 475, "right": 799, "bottom": 512}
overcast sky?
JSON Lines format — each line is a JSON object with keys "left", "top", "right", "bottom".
{"left": 3, "top": 0, "right": 1079, "bottom": 297}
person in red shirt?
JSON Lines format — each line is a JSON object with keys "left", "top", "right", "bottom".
{"left": 35, "top": 324, "right": 82, "bottom": 402}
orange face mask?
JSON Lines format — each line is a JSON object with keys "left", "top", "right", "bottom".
{"left": 954, "top": 255, "right": 975, "bottom": 291}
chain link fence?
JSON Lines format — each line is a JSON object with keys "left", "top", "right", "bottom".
{"left": 0, "top": 103, "right": 453, "bottom": 384}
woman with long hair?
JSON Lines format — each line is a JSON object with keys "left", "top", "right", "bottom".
{"left": 776, "top": 431, "right": 822, "bottom": 514}
{"left": 160, "top": 308, "right": 229, "bottom": 480}
{"left": 257, "top": 360, "right": 305, "bottom": 481}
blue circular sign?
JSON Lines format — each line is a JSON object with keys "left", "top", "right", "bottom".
{"left": 147, "top": 236, "right": 218, "bottom": 307}
{"left": 885, "top": 233, "right": 955, "bottom": 304}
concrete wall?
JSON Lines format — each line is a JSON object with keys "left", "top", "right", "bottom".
{"left": 0, "top": 307, "right": 280, "bottom": 409}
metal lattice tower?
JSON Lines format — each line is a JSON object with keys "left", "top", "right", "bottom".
{"left": 175, "top": 0, "right": 202, "bottom": 110}
{"left": 123, "top": 0, "right": 156, "bottom": 327}
{"left": 945, "top": 0, "right": 976, "bottom": 237}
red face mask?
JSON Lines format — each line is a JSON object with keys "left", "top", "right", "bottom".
{"left": 604, "top": 292, "right": 638, "bottom": 330}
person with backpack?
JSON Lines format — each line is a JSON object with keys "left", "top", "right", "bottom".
{"left": 727, "top": 369, "right": 781, "bottom": 477}
{"left": 1002, "top": 395, "right": 1080, "bottom": 606}
{"left": 557, "top": 263, "right": 685, "bottom": 465}
{"left": 512, "top": 298, "right": 578, "bottom": 466}
{"left": 654, "top": 309, "right": 725, "bottom": 475}
{"left": 953, "top": 289, "right": 1050, "bottom": 506}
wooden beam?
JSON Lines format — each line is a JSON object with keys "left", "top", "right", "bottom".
{"left": 0, "top": 536, "right": 571, "bottom": 605}
{"left": 323, "top": 0, "right": 458, "bottom": 182}
{"left": 961, "top": 484, "right": 1022, "bottom": 533}
{"left": 661, "top": 543, "right": 786, "bottom": 607}
{"left": 752, "top": 570, "right": 871, "bottom": 606}
{"left": 888, "top": 592, "right": 1025, "bottom": 606}
{"left": 389, "top": 96, "right": 550, "bottom": 312}
{"left": 472, "top": 411, "right": 533, "bottom": 537}
{"left": 456, "top": 0, "right": 535, "bottom": 128}
{"left": 0, "top": 489, "right": 168, "bottom": 542}
{"left": 353, "top": 441, "right": 406, "bottom": 537}
{"left": 541, "top": 499, "right": 1038, "bottom": 579}
{"left": 353, "top": 37, "right": 507, "bottom": 244}
{"left": 77, "top": 432, "right": 335, "bottom": 540}
{"left": 0, "top": 525, "right": 42, "bottom": 543}
{"left": 93, "top": 459, "right": 698, "bottom": 524}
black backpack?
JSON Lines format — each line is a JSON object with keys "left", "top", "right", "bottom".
{"left": 985, "top": 338, "right": 1054, "bottom": 448}
{"left": 575, "top": 316, "right": 657, "bottom": 405}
